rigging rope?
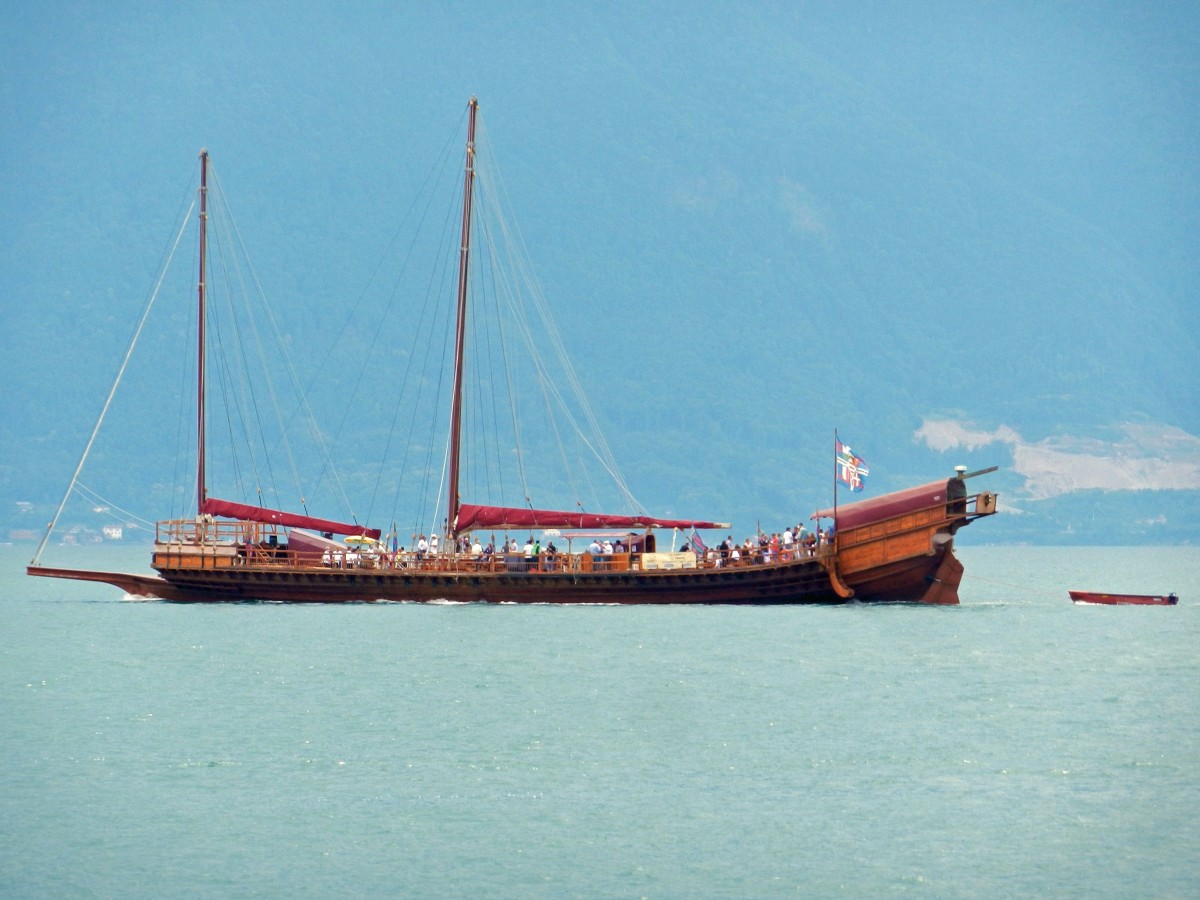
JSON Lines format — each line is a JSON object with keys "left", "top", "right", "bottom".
{"left": 208, "top": 169, "right": 300, "bottom": 512}
{"left": 30, "top": 198, "right": 196, "bottom": 565}
{"left": 72, "top": 483, "right": 156, "bottom": 531}
{"left": 473, "top": 121, "right": 645, "bottom": 514}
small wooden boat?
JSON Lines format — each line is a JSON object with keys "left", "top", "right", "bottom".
{"left": 1069, "top": 591, "right": 1179, "bottom": 606}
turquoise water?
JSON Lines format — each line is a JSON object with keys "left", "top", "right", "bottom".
{"left": 3, "top": 544, "right": 1198, "bottom": 897}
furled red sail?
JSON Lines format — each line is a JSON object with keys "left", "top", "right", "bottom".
{"left": 454, "top": 503, "right": 728, "bottom": 533}
{"left": 201, "top": 498, "right": 381, "bottom": 540}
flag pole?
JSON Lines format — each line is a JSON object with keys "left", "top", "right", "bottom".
{"left": 832, "top": 428, "right": 839, "bottom": 543}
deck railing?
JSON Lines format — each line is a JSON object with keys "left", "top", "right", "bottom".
{"left": 152, "top": 490, "right": 995, "bottom": 576}
{"left": 152, "top": 520, "right": 835, "bottom": 574}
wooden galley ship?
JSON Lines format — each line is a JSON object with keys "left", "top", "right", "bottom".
{"left": 29, "top": 99, "right": 997, "bottom": 604}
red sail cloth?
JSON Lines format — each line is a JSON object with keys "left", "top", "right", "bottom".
{"left": 454, "top": 503, "right": 727, "bottom": 533}
{"left": 201, "top": 498, "right": 381, "bottom": 540}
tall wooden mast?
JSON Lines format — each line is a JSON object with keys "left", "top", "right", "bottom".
{"left": 447, "top": 98, "right": 478, "bottom": 539}
{"left": 197, "top": 149, "right": 209, "bottom": 515}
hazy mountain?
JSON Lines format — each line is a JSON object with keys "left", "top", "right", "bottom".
{"left": 2, "top": 1, "right": 1197, "bottom": 547}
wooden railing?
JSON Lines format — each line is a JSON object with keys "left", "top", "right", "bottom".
{"left": 151, "top": 529, "right": 833, "bottom": 575}
{"left": 152, "top": 492, "right": 995, "bottom": 577}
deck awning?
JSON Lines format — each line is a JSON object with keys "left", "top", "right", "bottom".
{"left": 454, "top": 503, "right": 728, "bottom": 534}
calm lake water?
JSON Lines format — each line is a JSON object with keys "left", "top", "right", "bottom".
{"left": 3, "top": 543, "right": 1197, "bottom": 898}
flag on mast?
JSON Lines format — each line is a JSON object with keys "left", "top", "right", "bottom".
{"left": 835, "top": 439, "right": 869, "bottom": 492}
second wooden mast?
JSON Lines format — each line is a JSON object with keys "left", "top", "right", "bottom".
{"left": 447, "top": 98, "right": 478, "bottom": 539}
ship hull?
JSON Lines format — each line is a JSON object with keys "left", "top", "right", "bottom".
{"left": 30, "top": 541, "right": 964, "bottom": 606}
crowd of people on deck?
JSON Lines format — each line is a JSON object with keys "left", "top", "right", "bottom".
{"left": 322, "top": 532, "right": 567, "bottom": 570}
{"left": 318, "top": 522, "right": 834, "bottom": 570}
{"left": 707, "top": 524, "right": 833, "bottom": 567}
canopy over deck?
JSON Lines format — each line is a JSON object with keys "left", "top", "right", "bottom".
{"left": 453, "top": 503, "right": 728, "bottom": 534}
